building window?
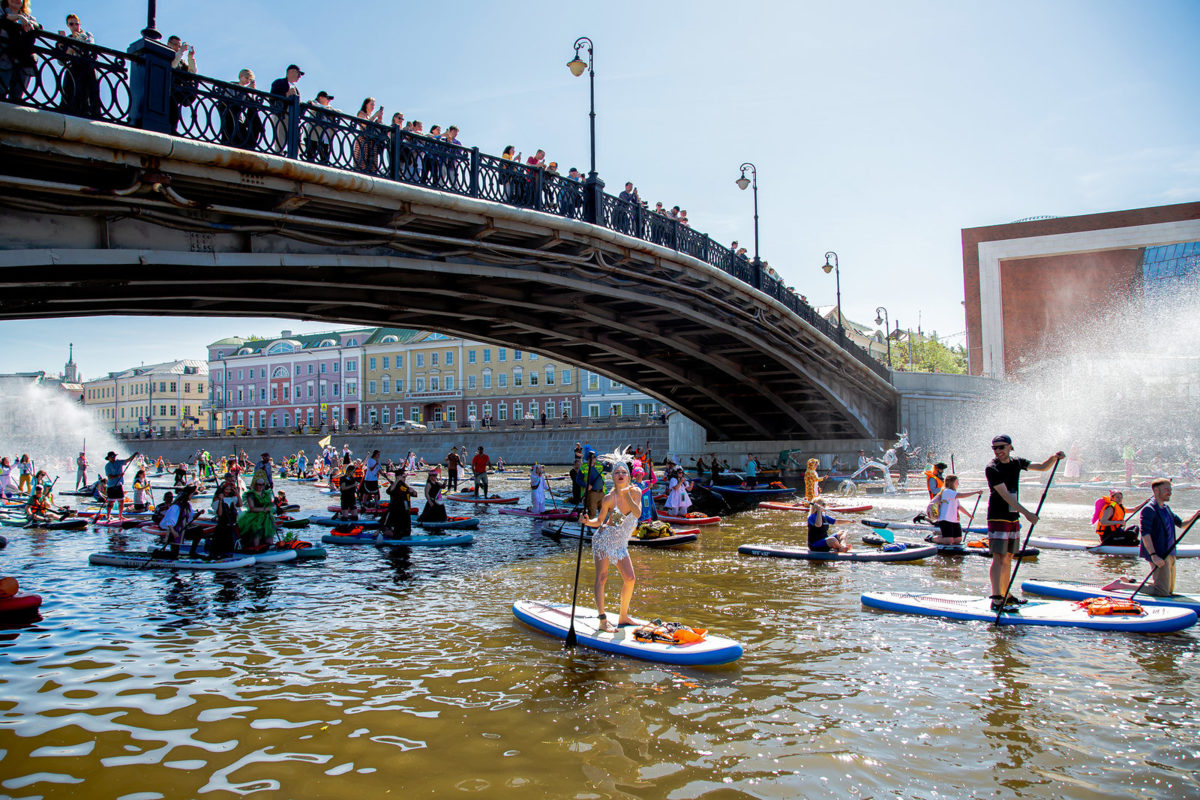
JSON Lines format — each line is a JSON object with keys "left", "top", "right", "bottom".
{"left": 382, "top": 408, "right": 390, "bottom": 424}
{"left": 444, "top": 375, "right": 454, "bottom": 391}
{"left": 529, "top": 372, "right": 538, "bottom": 387}
{"left": 588, "top": 373, "right": 599, "bottom": 390}
{"left": 530, "top": 400, "right": 539, "bottom": 417}
{"left": 307, "top": 383, "right": 314, "bottom": 398}
{"left": 382, "top": 356, "right": 389, "bottom": 370}
{"left": 346, "top": 360, "right": 356, "bottom": 372}
{"left": 415, "top": 378, "right": 425, "bottom": 392}
{"left": 320, "top": 363, "right": 327, "bottom": 374}
{"left": 513, "top": 401, "right": 523, "bottom": 419}
{"left": 333, "top": 384, "right": 339, "bottom": 397}
{"left": 260, "top": 388, "right": 267, "bottom": 401}
{"left": 430, "top": 376, "right": 440, "bottom": 391}
{"left": 307, "top": 364, "right": 314, "bottom": 375}
{"left": 611, "top": 379, "right": 624, "bottom": 390}
{"left": 431, "top": 353, "right": 439, "bottom": 367}
{"left": 369, "top": 380, "right": 377, "bottom": 395}
{"left": 483, "top": 349, "right": 491, "bottom": 363}
{"left": 468, "top": 403, "right": 477, "bottom": 418}
{"left": 416, "top": 353, "right": 424, "bottom": 368}
{"left": 283, "top": 386, "right": 290, "bottom": 401}
{"left": 561, "top": 369, "right": 571, "bottom": 385}
{"left": 468, "top": 350, "right": 476, "bottom": 364}
{"left": 447, "top": 405, "right": 457, "bottom": 422}
{"left": 513, "top": 368, "right": 523, "bottom": 387}
{"left": 396, "top": 379, "right": 404, "bottom": 392}
{"left": 498, "top": 349, "right": 506, "bottom": 362}
{"left": 483, "top": 372, "right": 492, "bottom": 389}
{"left": 370, "top": 357, "right": 377, "bottom": 370}
{"left": 382, "top": 375, "right": 390, "bottom": 394}
{"left": 319, "top": 384, "right": 326, "bottom": 398}
{"left": 589, "top": 404, "right": 600, "bottom": 417}
{"left": 271, "top": 386, "right": 277, "bottom": 401}
{"left": 513, "top": 350, "right": 522, "bottom": 361}
{"left": 295, "top": 366, "right": 301, "bottom": 376}
{"left": 410, "top": 406, "right": 419, "bottom": 421}
{"left": 396, "top": 355, "right": 403, "bottom": 369}
{"left": 497, "top": 403, "right": 507, "bottom": 421}
{"left": 498, "top": 374, "right": 507, "bottom": 388}
{"left": 545, "top": 367, "right": 555, "bottom": 386}
{"left": 445, "top": 351, "right": 454, "bottom": 366}
{"left": 468, "top": 375, "right": 477, "bottom": 390}
{"left": 333, "top": 362, "right": 339, "bottom": 373}
{"left": 237, "top": 370, "right": 243, "bottom": 381}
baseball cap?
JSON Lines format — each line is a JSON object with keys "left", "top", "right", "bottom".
{"left": 316, "top": 90, "right": 333, "bottom": 100}
{"left": 287, "top": 64, "right": 304, "bottom": 75}
{"left": 991, "top": 435, "right": 1012, "bottom": 446}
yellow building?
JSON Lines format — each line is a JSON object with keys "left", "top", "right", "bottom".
{"left": 83, "top": 360, "right": 210, "bottom": 435}
{"left": 460, "top": 343, "right": 576, "bottom": 425}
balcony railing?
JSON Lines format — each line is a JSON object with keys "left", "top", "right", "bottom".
{"left": 405, "top": 389, "right": 463, "bottom": 400}
{"left": 2, "top": 28, "right": 891, "bottom": 383}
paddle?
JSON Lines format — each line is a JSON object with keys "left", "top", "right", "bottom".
{"left": 995, "top": 458, "right": 1060, "bottom": 624}
{"left": 1130, "top": 514, "right": 1199, "bottom": 601}
{"left": 564, "top": 506, "right": 588, "bottom": 649}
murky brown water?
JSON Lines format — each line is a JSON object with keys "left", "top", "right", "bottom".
{"left": 2, "top": 475, "right": 1198, "bottom": 798}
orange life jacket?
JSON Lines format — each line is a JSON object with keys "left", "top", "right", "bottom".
{"left": 1095, "top": 498, "right": 1125, "bottom": 533}
{"left": 924, "top": 469, "right": 944, "bottom": 498}
{"left": 1076, "top": 597, "right": 1143, "bottom": 616}
{"left": 354, "top": 466, "right": 365, "bottom": 480}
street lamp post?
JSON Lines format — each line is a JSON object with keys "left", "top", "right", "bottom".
{"left": 874, "top": 306, "right": 892, "bottom": 368}
{"left": 566, "top": 37, "right": 605, "bottom": 223}
{"left": 735, "top": 162, "right": 763, "bottom": 289}
{"left": 143, "top": 0, "right": 161, "bottom": 40}
{"left": 821, "top": 251, "right": 843, "bottom": 338}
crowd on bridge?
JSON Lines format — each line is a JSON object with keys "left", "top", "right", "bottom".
{"left": 3, "top": 4, "right": 838, "bottom": 346}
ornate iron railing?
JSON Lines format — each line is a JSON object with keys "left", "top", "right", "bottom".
{"left": 1, "top": 29, "right": 890, "bottom": 382}
{"left": 10, "top": 30, "right": 131, "bottom": 123}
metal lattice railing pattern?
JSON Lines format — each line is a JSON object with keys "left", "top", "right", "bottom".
{"left": 2, "top": 29, "right": 890, "bottom": 381}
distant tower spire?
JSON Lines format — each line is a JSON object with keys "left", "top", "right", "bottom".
{"left": 63, "top": 343, "right": 79, "bottom": 383}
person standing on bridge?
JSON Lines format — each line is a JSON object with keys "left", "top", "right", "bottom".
{"left": 304, "top": 89, "right": 336, "bottom": 164}
{"left": 269, "top": 64, "right": 303, "bottom": 155}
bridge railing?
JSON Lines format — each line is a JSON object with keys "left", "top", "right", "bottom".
{"left": 3, "top": 29, "right": 890, "bottom": 383}
{"left": 12, "top": 30, "right": 132, "bottom": 124}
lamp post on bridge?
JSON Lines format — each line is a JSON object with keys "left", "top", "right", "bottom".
{"left": 735, "top": 162, "right": 763, "bottom": 289}
{"left": 874, "top": 306, "right": 892, "bottom": 369}
{"left": 142, "top": 0, "right": 161, "bottom": 40}
{"left": 566, "top": 37, "right": 604, "bottom": 224}
{"left": 820, "top": 251, "right": 843, "bottom": 339}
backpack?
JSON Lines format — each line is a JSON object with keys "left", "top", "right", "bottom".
{"left": 925, "top": 490, "right": 944, "bottom": 522}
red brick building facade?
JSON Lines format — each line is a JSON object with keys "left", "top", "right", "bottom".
{"left": 961, "top": 202, "right": 1200, "bottom": 377}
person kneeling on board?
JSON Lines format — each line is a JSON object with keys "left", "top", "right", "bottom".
{"left": 929, "top": 474, "right": 981, "bottom": 546}
{"left": 24, "top": 484, "right": 69, "bottom": 524}
{"left": 159, "top": 486, "right": 202, "bottom": 559}
{"left": 807, "top": 498, "right": 852, "bottom": 553}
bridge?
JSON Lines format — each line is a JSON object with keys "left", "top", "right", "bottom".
{"left": 0, "top": 29, "right": 896, "bottom": 441}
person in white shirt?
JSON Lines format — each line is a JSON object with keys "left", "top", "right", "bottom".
{"left": 930, "top": 474, "right": 982, "bottom": 545}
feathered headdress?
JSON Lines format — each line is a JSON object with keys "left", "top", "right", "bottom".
{"left": 598, "top": 445, "right": 634, "bottom": 470}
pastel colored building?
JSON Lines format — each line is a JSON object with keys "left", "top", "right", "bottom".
{"left": 82, "top": 360, "right": 210, "bottom": 435}
{"left": 460, "top": 343, "right": 578, "bottom": 425}
{"left": 361, "top": 331, "right": 465, "bottom": 426}
{"left": 580, "top": 370, "right": 662, "bottom": 418}
{"left": 206, "top": 328, "right": 374, "bottom": 432}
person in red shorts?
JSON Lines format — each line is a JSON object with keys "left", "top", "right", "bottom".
{"left": 986, "top": 434, "right": 1063, "bottom": 611}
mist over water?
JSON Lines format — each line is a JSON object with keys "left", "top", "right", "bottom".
{"left": 0, "top": 383, "right": 121, "bottom": 480}
{"left": 943, "top": 283, "right": 1199, "bottom": 477}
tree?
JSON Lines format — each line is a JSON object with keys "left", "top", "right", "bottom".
{"left": 899, "top": 331, "right": 967, "bottom": 374}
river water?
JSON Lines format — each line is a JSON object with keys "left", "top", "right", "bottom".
{"left": 2, "top": 474, "right": 1198, "bottom": 799}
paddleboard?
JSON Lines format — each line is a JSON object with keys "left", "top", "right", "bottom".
{"left": 498, "top": 508, "right": 575, "bottom": 520}
{"left": 275, "top": 517, "right": 311, "bottom": 529}
{"left": 320, "top": 532, "right": 474, "bottom": 547}
{"left": 738, "top": 543, "right": 937, "bottom": 562}
{"left": 446, "top": 494, "right": 520, "bottom": 504}
{"left": 861, "top": 518, "right": 988, "bottom": 534}
{"left": 512, "top": 600, "right": 743, "bottom": 666}
{"left": 91, "top": 518, "right": 146, "bottom": 529}
{"left": 759, "top": 502, "right": 873, "bottom": 514}
{"left": 308, "top": 515, "right": 383, "bottom": 529}
{"left": 860, "top": 533, "right": 1040, "bottom": 559}
{"left": 1021, "top": 579, "right": 1200, "bottom": 612}
{"left": 245, "top": 548, "right": 298, "bottom": 564}
{"left": 656, "top": 513, "right": 722, "bottom": 526}
{"left": 1027, "top": 536, "right": 1200, "bottom": 558}
{"left": 0, "top": 591, "right": 41, "bottom": 619}
{"left": 23, "top": 518, "right": 88, "bottom": 531}
{"left": 706, "top": 484, "right": 796, "bottom": 499}
{"left": 88, "top": 551, "right": 256, "bottom": 570}
{"left": 861, "top": 591, "right": 1198, "bottom": 632}
{"left": 545, "top": 528, "right": 700, "bottom": 547}
{"left": 416, "top": 517, "right": 480, "bottom": 530}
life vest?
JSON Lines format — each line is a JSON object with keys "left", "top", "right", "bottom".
{"left": 1075, "top": 597, "right": 1143, "bottom": 616}
{"left": 28, "top": 496, "right": 48, "bottom": 514}
{"left": 924, "top": 469, "right": 944, "bottom": 498}
{"left": 354, "top": 466, "right": 365, "bottom": 480}
{"left": 1094, "top": 498, "right": 1125, "bottom": 532}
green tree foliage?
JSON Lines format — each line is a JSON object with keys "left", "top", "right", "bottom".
{"left": 896, "top": 331, "right": 967, "bottom": 374}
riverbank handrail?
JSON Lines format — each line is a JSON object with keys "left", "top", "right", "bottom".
{"left": 3, "top": 29, "right": 889, "bottom": 382}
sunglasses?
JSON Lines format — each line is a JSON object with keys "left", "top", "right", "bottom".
{"left": 992, "top": 445, "right": 1008, "bottom": 451}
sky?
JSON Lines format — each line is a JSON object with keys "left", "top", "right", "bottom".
{"left": 4, "top": 0, "right": 1199, "bottom": 381}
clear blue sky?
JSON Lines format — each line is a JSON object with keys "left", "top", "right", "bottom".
{"left": 5, "top": 0, "right": 1198, "bottom": 381}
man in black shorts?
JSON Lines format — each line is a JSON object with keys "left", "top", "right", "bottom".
{"left": 986, "top": 434, "right": 1063, "bottom": 611}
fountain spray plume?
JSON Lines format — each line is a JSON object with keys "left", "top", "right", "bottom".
{"left": 946, "top": 281, "right": 1200, "bottom": 477}
{"left": 0, "top": 383, "right": 123, "bottom": 482}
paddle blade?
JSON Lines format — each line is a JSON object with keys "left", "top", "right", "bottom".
{"left": 878, "top": 528, "right": 895, "bottom": 543}
{"left": 564, "top": 622, "right": 577, "bottom": 648}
